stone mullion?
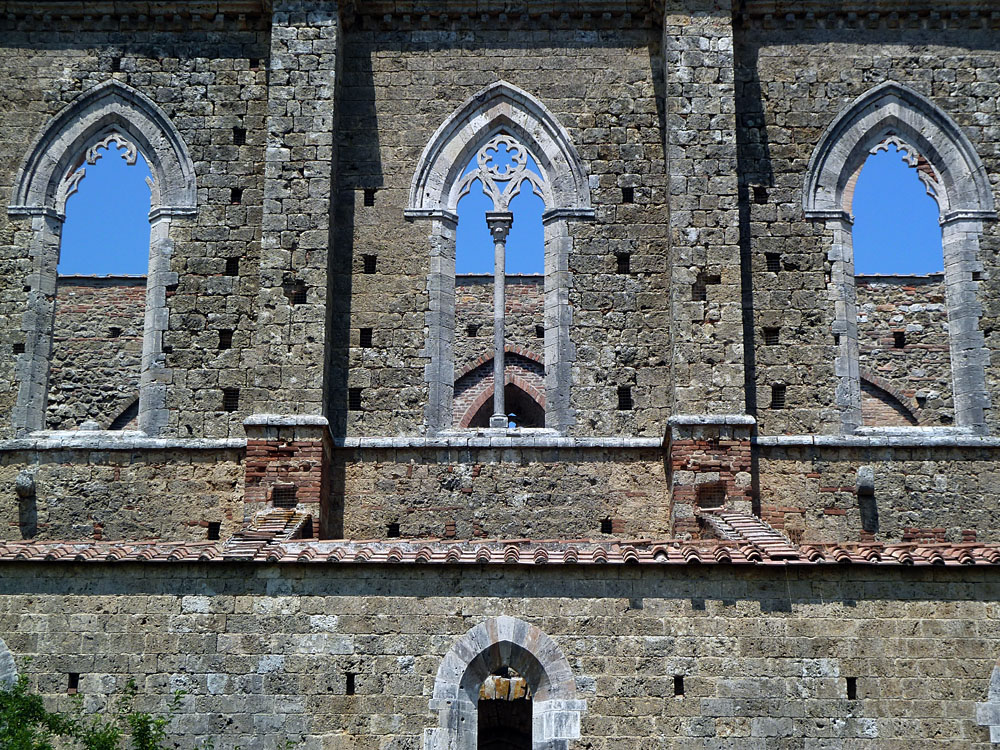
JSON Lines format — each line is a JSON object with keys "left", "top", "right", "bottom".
{"left": 664, "top": 0, "right": 745, "bottom": 416}
{"left": 252, "top": 0, "right": 340, "bottom": 417}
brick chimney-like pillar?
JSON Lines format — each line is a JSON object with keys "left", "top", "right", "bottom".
{"left": 668, "top": 414, "right": 755, "bottom": 538}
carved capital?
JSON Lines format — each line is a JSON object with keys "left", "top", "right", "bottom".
{"left": 485, "top": 211, "right": 513, "bottom": 243}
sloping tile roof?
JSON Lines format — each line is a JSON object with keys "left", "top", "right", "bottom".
{"left": 0, "top": 511, "right": 997, "bottom": 567}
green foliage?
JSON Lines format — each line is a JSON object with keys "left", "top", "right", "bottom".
{"left": 0, "top": 672, "right": 293, "bottom": 750}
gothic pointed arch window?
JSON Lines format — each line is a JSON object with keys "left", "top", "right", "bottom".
{"left": 407, "top": 82, "right": 594, "bottom": 434}
{"left": 803, "top": 81, "right": 996, "bottom": 434}
{"left": 8, "top": 80, "right": 197, "bottom": 436}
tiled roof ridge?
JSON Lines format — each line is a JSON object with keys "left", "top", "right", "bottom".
{"left": 0, "top": 535, "right": 998, "bottom": 567}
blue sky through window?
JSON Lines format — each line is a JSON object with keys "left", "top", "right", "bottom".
{"left": 58, "top": 140, "right": 942, "bottom": 279}
{"left": 58, "top": 144, "right": 152, "bottom": 276}
{"left": 851, "top": 143, "right": 943, "bottom": 275}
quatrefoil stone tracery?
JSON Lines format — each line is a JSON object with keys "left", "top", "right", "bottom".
{"left": 458, "top": 134, "right": 545, "bottom": 213}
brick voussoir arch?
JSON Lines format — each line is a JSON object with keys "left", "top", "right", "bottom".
{"left": 426, "top": 616, "right": 586, "bottom": 750}
{"left": 457, "top": 373, "right": 546, "bottom": 429}
{"left": 456, "top": 346, "right": 544, "bottom": 382}
{"left": 860, "top": 369, "right": 922, "bottom": 425}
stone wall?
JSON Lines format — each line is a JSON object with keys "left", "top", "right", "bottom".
{"left": 0, "top": 7, "right": 270, "bottom": 440}
{"left": 0, "top": 446, "right": 243, "bottom": 541}
{"left": 758, "top": 443, "right": 1000, "bottom": 544}
{"left": 0, "top": 562, "right": 996, "bottom": 748}
{"left": 46, "top": 277, "right": 145, "bottom": 431}
{"left": 330, "top": 446, "right": 669, "bottom": 539}
{"left": 454, "top": 275, "right": 544, "bottom": 372}
{"left": 332, "top": 12, "right": 671, "bottom": 437}
{"left": 856, "top": 275, "right": 953, "bottom": 427}
{"left": 736, "top": 13, "right": 1000, "bottom": 435}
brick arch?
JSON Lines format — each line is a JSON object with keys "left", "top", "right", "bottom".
{"left": 458, "top": 377, "right": 547, "bottom": 429}
{"left": 455, "top": 346, "right": 544, "bottom": 382}
{"left": 425, "top": 616, "right": 585, "bottom": 750}
{"left": 454, "top": 354, "right": 545, "bottom": 429}
{"left": 860, "top": 370, "right": 923, "bottom": 426}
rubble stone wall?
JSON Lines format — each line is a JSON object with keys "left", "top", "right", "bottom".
{"left": 856, "top": 275, "right": 953, "bottom": 426}
{"left": 0, "top": 9, "right": 271, "bottom": 440}
{"left": 0, "top": 447, "right": 244, "bottom": 542}
{"left": 331, "top": 446, "right": 669, "bottom": 540}
{"left": 333, "top": 14, "right": 671, "bottom": 437}
{"left": 736, "top": 15, "right": 1000, "bottom": 435}
{"left": 0, "top": 563, "right": 996, "bottom": 748}
{"left": 758, "top": 444, "right": 1000, "bottom": 544}
{"left": 46, "top": 278, "right": 146, "bottom": 431}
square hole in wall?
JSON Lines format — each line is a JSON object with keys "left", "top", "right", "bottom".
{"left": 272, "top": 484, "right": 297, "bottom": 509}
{"left": 207, "top": 522, "right": 221, "bottom": 540}
{"left": 673, "top": 675, "right": 685, "bottom": 696}
{"left": 535, "top": 324, "right": 544, "bottom": 339}
{"left": 696, "top": 481, "right": 727, "bottom": 509}
{"left": 13, "top": 342, "right": 25, "bottom": 354}
{"left": 282, "top": 279, "right": 307, "bottom": 305}
{"left": 362, "top": 254, "right": 377, "bottom": 274}
{"left": 230, "top": 187, "right": 243, "bottom": 204}
{"left": 617, "top": 385, "right": 633, "bottom": 410}
{"left": 600, "top": 518, "right": 613, "bottom": 534}
{"left": 346, "top": 672, "right": 356, "bottom": 695}
{"left": 218, "top": 329, "right": 233, "bottom": 350}
{"left": 770, "top": 383, "right": 786, "bottom": 410}
{"left": 765, "top": 253, "right": 781, "bottom": 273}
{"left": 348, "top": 388, "right": 363, "bottom": 411}
{"left": 225, "top": 257, "right": 240, "bottom": 276}
{"left": 387, "top": 522, "right": 400, "bottom": 538}
{"left": 616, "top": 253, "right": 631, "bottom": 274}
{"left": 691, "top": 273, "right": 720, "bottom": 302}
{"left": 67, "top": 673, "right": 80, "bottom": 694}
{"left": 763, "top": 327, "right": 779, "bottom": 346}
{"left": 845, "top": 676, "right": 857, "bottom": 700}
{"left": 363, "top": 188, "right": 377, "bottom": 207}
{"left": 110, "top": 56, "right": 121, "bottom": 72}
{"left": 622, "top": 186, "right": 634, "bottom": 203}
{"left": 753, "top": 185, "right": 768, "bottom": 204}
{"left": 222, "top": 387, "right": 240, "bottom": 413}
{"left": 359, "top": 328, "right": 373, "bottom": 348}
{"left": 232, "top": 126, "right": 247, "bottom": 146}
{"left": 109, "top": 327, "right": 122, "bottom": 339}
{"left": 466, "top": 324, "right": 480, "bottom": 338}
{"left": 893, "top": 331, "right": 906, "bottom": 349}
{"left": 249, "top": 57, "right": 261, "bottom": 70}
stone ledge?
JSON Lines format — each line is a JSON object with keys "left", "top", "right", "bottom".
{"left": 244, "top": 414, "right": 330, "bottom": 427}
{"left": 332, "top": 435, "right": 664, "bottom": 449}
{"left": 668, "top": 414, "right": 757, "bottom": 426}
{"left": 0, "top": 432, "right": 245, "bottom": 451}
{"left": 756, "top": 433, "right": 1000, "bottom": 448}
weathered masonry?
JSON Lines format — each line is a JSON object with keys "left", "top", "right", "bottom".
{"left": 1, "top": 0, "right": 1000, "bottom": 747}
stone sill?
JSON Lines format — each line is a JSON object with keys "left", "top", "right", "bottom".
{"left": 1, "top": 431, "right": 245, "bottom": 451}
{"left": 756, "top": 431, "right": 1000, "bottom": 448}
{"left": 333, "top": 434, "right": 664, "bottom": 449}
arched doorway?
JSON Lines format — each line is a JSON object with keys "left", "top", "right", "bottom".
{"left": 478, "top": 667, "right": 532, "bottom": 750}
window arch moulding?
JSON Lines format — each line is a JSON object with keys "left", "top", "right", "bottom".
{"left": 405, "top": 81, "right": 594, "bottom": 435}
{"left": 425, "top": 616, "right": 586, "bottom": 750}
{"left": 802, "top": 81, "right": 996, "bottom": 435}
{"left": 7, "top": 80, "right": 197, "bottom": 437}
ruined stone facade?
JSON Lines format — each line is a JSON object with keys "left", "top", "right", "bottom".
{"left": 1, "top": 0, "right": 1000, "bottom": 747}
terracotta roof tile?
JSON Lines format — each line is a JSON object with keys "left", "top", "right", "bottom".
{"left": 1, "top": 512, "right": 999, "bottom": 567}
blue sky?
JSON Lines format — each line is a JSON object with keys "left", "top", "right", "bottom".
{"left": 58, "top": 144, "right": 152, "bottom": 276}
{"left": 852, "top": 143, "right": 943, "bottom": 274}
{"left": 58, "top": 140, "right": 942, "bottom": 278}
